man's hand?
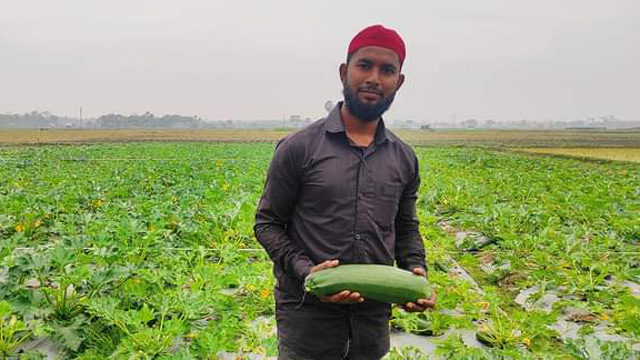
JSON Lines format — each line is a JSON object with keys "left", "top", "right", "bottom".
{"left": 402, "top": 267, "right": 436, "bottom": 312}
{"left": 309, "top": 260, "right": 365, "bottom": 304}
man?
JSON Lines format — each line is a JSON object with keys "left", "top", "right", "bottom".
{"left": 254, "top": 24, "right": 436, "bottom": 360}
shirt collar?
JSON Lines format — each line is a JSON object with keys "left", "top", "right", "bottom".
{"left": 325, "top": 102, "right": 345, "bottom": 133}
{"left": 325, "top": 101, "right": 394, "bottom": 144}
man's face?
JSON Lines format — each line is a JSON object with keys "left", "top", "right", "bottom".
{"left": 340, "top": 46, "right": 405, "bottom": 122}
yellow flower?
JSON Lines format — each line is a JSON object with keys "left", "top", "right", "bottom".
{"left": 91, "top": 199, "right": 104, "bottom": 208}
{"left": 148, "top": 224, "right": 156, "bottom": 231}
{"left": 34, "top": 220, "right": 42, "bottom": 228}
{"left": 522, "top": 338, "right": 531, "bottom": 347}
{"left": 477, "top": 301, "right": 490, "bottom": 309}
{"left": 601, "top": 313, "right": 609, "bottom": 321}
{"left": 260, "top": 288, "right": 271, "bottom": 300}
{"left": 15, "top": 224, "right": 22, "bottom": 232}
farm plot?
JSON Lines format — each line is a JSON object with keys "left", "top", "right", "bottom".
{"left": 3, "top": 129, "right": 640, "bottom": 148}
{"left": 413, "top": 147, "right": 640, "bottom": 358}
{"left": 520, "top": 148, "right": 640, "bottom": 163}
{"left": 1, "top": 143, "right": 639, "bottom": 359}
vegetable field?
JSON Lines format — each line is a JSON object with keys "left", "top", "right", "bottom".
{"left": 1, "top": 141, "right": 639, "bottom": 359}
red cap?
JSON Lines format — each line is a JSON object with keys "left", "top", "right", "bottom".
{"left": 348, "top": 25, "right": 406, "bottom": 65}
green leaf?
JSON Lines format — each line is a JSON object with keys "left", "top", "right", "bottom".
{"left": 134, "top": 304, "right": 155, "bottom": 324}
{"left": 0, "top": 301, "right": 11, "bottom": 317}
{"left": 52, "top": 323, "right": 84, "bottom": 352}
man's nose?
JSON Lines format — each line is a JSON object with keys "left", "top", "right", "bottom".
{"left": 365, "top": 68, "right": 381, "bottom": 87}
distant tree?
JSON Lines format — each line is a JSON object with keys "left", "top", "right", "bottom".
{"left": 1, "top": 111, "right": 207, "bottom": 129}
{"left": 95, "top": 112, "right": 202, "bottom": 128}
{"left": 460, "top": 119, "right": 477, "bottom": 128}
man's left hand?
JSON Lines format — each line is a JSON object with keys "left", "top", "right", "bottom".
{"left": 402, "top": 267, "right": 436, "bottom": 312}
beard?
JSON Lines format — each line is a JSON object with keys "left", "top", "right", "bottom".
{"left": 342, "top": 82, "right": 396, "bottom": 122}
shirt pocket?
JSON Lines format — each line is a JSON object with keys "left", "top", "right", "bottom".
{"left": 373, "top": 181, "right": 402, "bottom": 231}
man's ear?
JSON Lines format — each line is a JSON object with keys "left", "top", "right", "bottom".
{"left": 339, "top": 63, "right": 347, "bottom": 83}
{"left": 396, "top": 73, "right": 406, "bottom": 92}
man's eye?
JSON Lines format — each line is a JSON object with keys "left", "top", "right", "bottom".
{"left": 382, "top": 67, "right": 395, "bottom": 75}
{"left": 358, "top": 63, "right": 371, "bottom": 70}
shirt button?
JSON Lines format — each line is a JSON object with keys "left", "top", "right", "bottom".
{"left": 355, "top": 234, "right": 362, "bottom": 240}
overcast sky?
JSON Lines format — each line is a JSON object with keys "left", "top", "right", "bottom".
{"left": 1, "top": 0, "right": 638, "bottom": 122}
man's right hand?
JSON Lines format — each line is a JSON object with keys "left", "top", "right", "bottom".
{"left": 309, "top": 260, "right": 365, "bottom": 304}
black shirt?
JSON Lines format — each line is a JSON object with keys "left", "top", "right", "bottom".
{"left": 254, "top": 102, "right": 426, "bottom": 359}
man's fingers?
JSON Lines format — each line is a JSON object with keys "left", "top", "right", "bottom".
{"left": 404, "top": 301, "right": 426, "bottom": 312}
{"left": 311, "top": 260, "right": 340, "bottom": 274}
{"left": 412, "top": 267, "right": 426, "bottom": 277}
{"left": 316, "top": 260, "right": 337, "bottom": 271}
{"left": 331, "top": 290, "right": 350, "bottom": 302}
{"left": 330, "top": 290, "right": 350, "bottom": 302}
{"left": 319, "top": 290, "right": 366, "bottom": 303}
{"left": 426, "top": 290, "right": 437, "bottom": 307}
{"left": 402, "top": 297, "right": 435, "bottom": 312}
{"left": 403, "top": 302, "right": 420, "bottom": 312}
{"left": 325, "top": 259, "right": 339, "bottom": 268}
{"left": 346, "top": 292, "right": 363, "bottom": 303}
{"left": 417, "top": 298, "right": 436, "bottom": 309}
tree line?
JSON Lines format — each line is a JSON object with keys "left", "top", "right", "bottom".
{"left": 0, "top": 111, "right": 203, "bottom": 129}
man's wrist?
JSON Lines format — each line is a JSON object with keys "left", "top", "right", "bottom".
{"left": 293, "top": 258, "right": 314, "bottom": 280}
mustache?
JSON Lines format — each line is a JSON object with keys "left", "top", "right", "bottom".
{"left": 357, "top": 86, "right": 382, "bottom": 95}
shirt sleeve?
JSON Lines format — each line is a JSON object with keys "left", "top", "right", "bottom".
{"left": 394, "top": 155, "right": 427, "bottom": 272}
{"left": 254, "top": 138, "right": 315, "bottom": 280}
